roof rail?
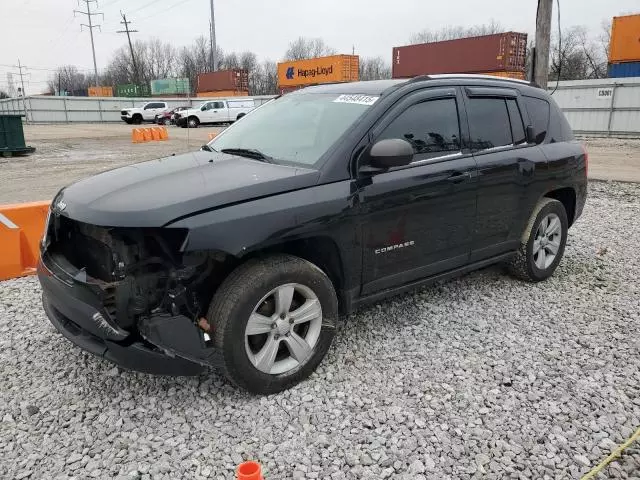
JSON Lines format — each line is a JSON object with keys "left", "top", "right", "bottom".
{"left": 406, "top": 73, "right": 541, "bottom": 88}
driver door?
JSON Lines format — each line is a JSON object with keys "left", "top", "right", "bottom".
{"left": 358, "top": 88, "right": 478, "bottom": 295}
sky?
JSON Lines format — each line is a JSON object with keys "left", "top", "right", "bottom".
{"left": 1, "top": 0, "right": 638, "bottom": 93}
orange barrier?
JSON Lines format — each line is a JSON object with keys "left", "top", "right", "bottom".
{"left": 0, "top": 201, "right": 50, "bottom": 281}
{"left": 208, "top": 132, "right": 218, "bottom": 141}
{"left": 132, "top": 128, "right": 145, "bottom": 143}
{"left": 236, "top": 461, "right": 263, "bottom": 480}
{"left": 132, "top": 127, "right": 170, "bottom": 144}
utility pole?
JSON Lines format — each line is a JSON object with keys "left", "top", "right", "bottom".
{"left": 117, "top": 12, "right": 139, "bottom": 84}
{"left": 533, "top": 0, "right": 553, "bottom": 89}
{"left": 74, "top": 0, "right": 103, "bottom": 87}
{"left": 209, "top": 0, "right": 217, "bottom": 71}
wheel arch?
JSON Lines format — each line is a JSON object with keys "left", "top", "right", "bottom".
{"left": 544, "top": 187, "right": 577, "bottom": 226}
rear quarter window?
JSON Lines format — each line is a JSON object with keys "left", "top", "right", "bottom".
{"left": 523, "top": 96, "right": 550, "bottom": 144}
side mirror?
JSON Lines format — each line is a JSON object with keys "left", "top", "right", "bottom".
{"left": 368, "top": 139, "right": 414, "bottom": 169}
{"left": 201, "top": 106, "right": 207, "bottom": 111}
{"left": 201, "top": 144, "right": 213, "bottom": 152}
{"left": 526, "top": 125, "right": 536, "bottom": 144}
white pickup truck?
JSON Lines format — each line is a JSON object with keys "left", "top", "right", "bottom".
{"left": 175, "top": 99, "right": 255, "bottom": 128}
{"left": 120, "top": 102, "right": 169, "bottom": 125}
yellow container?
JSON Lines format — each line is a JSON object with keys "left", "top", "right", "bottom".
{"left": 196, "top": 90, "right": 249, "bottom": 98}
{"left": 277, "top": 55, "right": 359, "bottom": 87}
{"left": 483, "top": 71, "right": 526, "bottom": 80}
{"left": 88, "top": 86, "right": 113, "bottom": 97}
{"left": 609, "top": 14, "right": 640, "bottom": 63}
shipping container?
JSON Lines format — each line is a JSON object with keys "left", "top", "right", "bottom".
{"left": 114, "top": 84, "right": 150, "bottom": 97}
{"left": 392, "top": 32, "right": 527, "bottom": 78}
{"left": 482, "top": 71, "right": 527, "bottom": 80}
{"left": 277, "top": 55, "right": 359, "bottom": 87}
{"left": 150, "top": 78, "right": 191, "bottom": 96}
{"left": 88, "top": 86, "right": 114, "bottom": 97}
{"left": 197, "top": 69, "right": 249, "bottom": 93}
{"left": 609, "top": 15, "right": 640, "bottom": 63}
{"left": 608, "top": 61, "right": 640, "bottom": 78}
{"left": 196, "top": 90, "right": 250, "bottom": 98}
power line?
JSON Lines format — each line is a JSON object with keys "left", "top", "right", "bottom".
{"left": 74, "top": 0, "right": 104, "bottom": 87}
{"left": 137, "top": 0, "right": 198, "bottom": 22}
{"left": 117, "top": 11, "right": 140, "bottom": 84}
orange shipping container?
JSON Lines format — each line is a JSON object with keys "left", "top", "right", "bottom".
{"left": 609, "top": 14, "right": 640, "bottom": 63}
{"left": 88, "top": 86, "right": 113, "bottom": 97}
{"left": 196, "top": 90, "right": 250, "bottom": 98}
{"left": 483, "top": 71, "right": 527, "bottom": 80}
{"left": 277, "top": 55, "right": 359, "bottom": 87}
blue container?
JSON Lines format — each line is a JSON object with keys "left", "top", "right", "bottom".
{"left": 608, "top": 62, "right": 640, "bottom": 78}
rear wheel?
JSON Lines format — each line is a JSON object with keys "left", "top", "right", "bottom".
{"left": 187, "top": 116, "right": 200, "bottom": 128}
{"left": 207, "top": 254, "right": 337, "bottom": 394}
{"left": 508, "top": 198, "right": 568, "bottom": 282}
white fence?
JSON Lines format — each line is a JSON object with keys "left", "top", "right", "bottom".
{"left": 549, "top": 78, "right": 640, "bottom": 137}
{"left": 0, "top": 95, "right": 276, "bottom": 123}
{"left": 2, "top": 79, "right": 640, "bottom": 137}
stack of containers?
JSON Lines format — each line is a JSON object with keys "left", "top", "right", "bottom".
{"left": 196, "top": 69, "right": 249, "bottom": 97}
{"left": 150, "top": 78, "right": 191, "bottom": 97}
{"left": 608, "top": 14, "right": 640, "bottom": 78}
{"left": 115, "top": 84, "right": 150, "bottom": 97}
{"left": 88, "top": 86, "right": 114, "bottom": 97}
{"left": 276, "top": 55, "right": 359, "bottom": 93}
{"left": 392, "top": 32, "right": 527, "bottom": 79}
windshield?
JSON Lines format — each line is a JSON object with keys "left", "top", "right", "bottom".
{"left": 209, "top": 93, "right": 379, "bottom": 166}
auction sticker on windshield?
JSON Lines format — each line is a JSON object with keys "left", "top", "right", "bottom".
{"left": 333, "top": 94, "right": 379, "bottom": 106}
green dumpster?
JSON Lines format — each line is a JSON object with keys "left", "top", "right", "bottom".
{"left": 0, "top": 114, "right": 36, "bottom": 156}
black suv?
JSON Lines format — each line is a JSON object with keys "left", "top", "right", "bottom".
{"left": 38, "top": 76, "right": 587, "bottom": 394}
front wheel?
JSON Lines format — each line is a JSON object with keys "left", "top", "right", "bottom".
{"left": 508, "top": 198, "right": 568, "bottom": 282}
{"left": 162, "top": 117, "right": 171, "bottom": 126}
{"left": 207, "top": 255, "right": 337, "bottom": 394}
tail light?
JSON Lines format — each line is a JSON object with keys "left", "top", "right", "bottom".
{"left": 581, "top": 144, "right": 589, "bottom": 176}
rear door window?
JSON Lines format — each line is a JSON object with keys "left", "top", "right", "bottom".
{"left": 523, "top": 96, "right": 550, "bottom": 144}
{"left": 377, "top": 97, "right": 462, "bottom": 160}
{"left": 466, "top": 98, "right": 512, "bottom": 150}
{"left": 506, "top": 99, "right": 526, "bottom": 144}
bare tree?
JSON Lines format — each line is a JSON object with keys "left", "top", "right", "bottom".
{"left": 410, "top": 20, "right": 504, "bottom": 44}
{"left": 47, "top": 65, "right": 91, "bottom": 96}
{"left": 359, "top": 56, "right": 391, "bottom": 81}
{"left": 249, "top": 60, "right": 278, "bottom": 95}
{"left": 177, "top": 36, "right": 224, "bottom": 93}
{"left": 284, "top": 37, "right": 336, "bottom": 60}
{"left": 549, "top": 26, "right": 608, "bottom": 81}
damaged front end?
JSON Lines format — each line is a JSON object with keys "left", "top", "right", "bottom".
{"left": 39, "top": 214, "right": 231, "bottom": 373}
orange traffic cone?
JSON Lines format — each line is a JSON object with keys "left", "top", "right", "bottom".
{"left": 208, "top": 132, "right": 217, "bottom": 141}
{"left": 151, "top": 127, "right": 162, "bottom": 141}
{"left": 142, "top": 128, "right": 153, "bottom": 142}
{"left": 159, "top": 126, "right": 169, "bottom": 140}
{"left": 132, "top": 128, "right": 145, "bottom": 143}
{"left": 236, "top": 461, "right": 263, "bottom": 480}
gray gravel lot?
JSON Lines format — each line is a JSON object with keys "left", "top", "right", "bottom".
{"left": 1, "top": 181, "right": 639, "bottom": 480}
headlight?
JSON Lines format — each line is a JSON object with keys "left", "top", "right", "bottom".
{"left": 41, "top": 208, "right": 52, "bottom": 249}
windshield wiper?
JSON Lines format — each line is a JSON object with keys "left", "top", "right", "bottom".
{"left": 221, "top": 148, "right": 274, "bottom": 163}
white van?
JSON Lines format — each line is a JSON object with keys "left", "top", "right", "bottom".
{"left": 176, "top": 99, "right": 255, "bottom": 128}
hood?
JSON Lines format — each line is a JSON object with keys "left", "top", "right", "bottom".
{"left": 55, "top": 151, "right": 319, "bottom": 227}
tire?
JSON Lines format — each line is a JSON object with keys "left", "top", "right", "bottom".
{"left": 132, "top": 114, "right": 143, "bottom": 125}
{"left": 124, "top": 119, "right": 133, "bottom": 125}
{"left": 187, "top": 116, "right": 199, "bottom": 128}
{"left": 508, "top": 198, "right": 568, "bottom": 282}
{"left": 162, "top": 117, "right": 171, "bottom": 126}
{"left": 207, "top": 254, "right": 338, "bottom": 394}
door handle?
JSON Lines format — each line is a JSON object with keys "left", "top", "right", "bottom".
{"left": 446, "top": 171, "right": 472, "bottom": 183}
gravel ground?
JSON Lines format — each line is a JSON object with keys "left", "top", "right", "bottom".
{"left": 1, "top": 181, "right": 639, "bottom": 480}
